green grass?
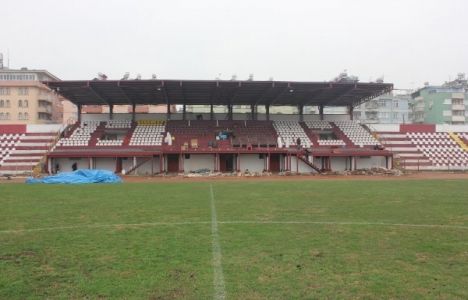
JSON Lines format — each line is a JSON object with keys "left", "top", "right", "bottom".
{"left": 1, "top": 180, "right": 467, "bottom": 299}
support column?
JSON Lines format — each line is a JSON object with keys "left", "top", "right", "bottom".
{"left": 266, "top": 104, "right": 270, "bottom": 121}
{"left": 351, "top": 156, "right": 356, "bottom": 170}
{"left": 298, "top": 104, "right": 304, "bottom": 122}
{"left": 159, "top": 155, "right": 163, "bottom": 173}
{"left": 250, "top": 104, "right": 255, "bottom": 121}
{"left": 210, "top": 104, "right": 214, "bottom": 120}
{"left": 182, "top": 104, "right": 186, "bottom": 120}
{"left": 131, "top": 103, "right": 136, "bottom": 122}
{"left": 319, "top": 104, "right": 324, "bottom": 121}
{"left": 167, "top": 103, "right": 171, "bottom": 120}
{"left": 296, "top": 154, "right": 299, "bottom": 173}
{"left": 228, "top": 104, "right": 233, "bottom": 120}
{"left": 348, "top": 105, "right": 354, "bottom": 120}
{"left": 47, "top": 158, "right": 52, "bottom": 174}
{"left": 77, "top": 104, "right": 82, "bottom": 123}
{"left": 179, "top": 154, "right": 184, "bottom": 173}
{"left": 109, "top": 104, "right": 114, "bottom": 120}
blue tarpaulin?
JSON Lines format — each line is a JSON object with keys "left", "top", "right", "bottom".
{"left": 26, "top": 169, "right": 122, "bottom": 184}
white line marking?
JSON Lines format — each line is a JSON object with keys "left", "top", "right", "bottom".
{"left": 218, "top": 220, "right": 468, "bottom": 230}
{"left": 1, "top": 220, "right": 466, "bottom": 235}
{"left": 0, "top": 221, "right": 210, "bottom": 234}
{"left": 210, "top": 184, "right": 226, "bottom": 300}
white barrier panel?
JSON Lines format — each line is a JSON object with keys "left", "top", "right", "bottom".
{"left": 324, "top": 114, "right": 350, "bottom": 121}
{"left": 436, "top": 124, "right": 468, "bottom": 132}
{"left": 367, "top": 124, "right": 400, "bottom": 132}
{"left": 27, "top": 124, "right": 64, "bottom": 133}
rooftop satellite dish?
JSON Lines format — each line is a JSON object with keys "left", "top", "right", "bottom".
{"left": 121, "top": 72, "right": 130, "bottom": 80}
{"left": 97, "top": 73, "right": 108, "bottom": 80}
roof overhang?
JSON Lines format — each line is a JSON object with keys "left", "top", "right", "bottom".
{"left": 44, "top": 79, "right": 393, "bottom": 107}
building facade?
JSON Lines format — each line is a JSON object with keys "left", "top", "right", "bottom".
{"left": 0, "top": 60, "right": 63, "bottom": 124}
{"left": 410, "top": 74, "right": 468, "bottom": 125}
{"left": 353, "top": 91, "right": 411, "bottom": 124}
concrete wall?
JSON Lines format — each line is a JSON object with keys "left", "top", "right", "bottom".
{"left": 94, "top": 157, "right": 116, "bottom": 171}
{"left": 27, "top": 124, "right": 64, "bottom": 133}
{"left": 368, "top": 124, "right": 400, "bottom": 132}
{"left": 184, "top": 154, "right": 214, "bottom": 172}
{"left": 239, "top": 154, "right": 264, "bottom": 172}
{"left": 355, "top": 156, "right": 387, "bottom": 169}
{"left": 436, "top": 124, "right": 468, "bottom": 132}
{"left": 135, "top": 157, "right": 159, "bottom": 175}
{"left": 54, "top": 157, "right": 89, "bottom": 172}
{"left": 290, "top": 156, "right": 316, "bottom": 173}
{"left": 330, "top": 157, "right": 347, "bottom": 171}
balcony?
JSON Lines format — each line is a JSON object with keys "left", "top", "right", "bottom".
{"left": 37, "top": 105, "right": 52, "bottom": 113}
{"left": 413, "top": 105, "right": 425, "bottom": 112}
{"left": 452, "top": 115, "right": 466, "bottom": 122}
{"left": 452, "top": 104, "right": 465, "bottom": 110}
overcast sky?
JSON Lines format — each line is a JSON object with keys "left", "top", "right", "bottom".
{"left": 2, "top": 0, "right": 467, "bottom": 89}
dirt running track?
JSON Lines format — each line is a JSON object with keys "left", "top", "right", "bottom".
{"left": 2, "top": 172, "right": 468, "bottom": 184}
{"left": 4, "top": 172, "right": 468, "bottom": 184}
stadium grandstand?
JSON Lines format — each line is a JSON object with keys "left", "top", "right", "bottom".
{"left": 1, "top": 79, "right": 468, "bottom": 176}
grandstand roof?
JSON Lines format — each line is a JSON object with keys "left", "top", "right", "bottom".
{"left": 44, "top": 79, "right": 393, "bottom": 107}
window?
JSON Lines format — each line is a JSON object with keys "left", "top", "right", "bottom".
{"left": 18, "top": 100, "right": 23, "bottom": 107}
{"left": 0, "top": 100, "right": 3, "bottom": 107}
{"left": 0, "top": 87, "right": 10, "bottom": 95}
{"left": 24, "top": 100, "right": 28, "bottom": 107}
{"left": 18, "top": 87, "right": 29, "bottom": 95}
{"left": 18, "top": 112, "right": 23, "bottom": 120}
{"left": 24, "top": 112, "right": 29, "bottom": 120}
{"left": 5, "top": 112, "right": 10, "bottom": 120}
{"left": 392, "top": 112, "right": 399, "bottom": 119}
{"left": 0, "top": 113, "right": 3, "bottom": 120}
{"left": 393, "top": 100, "right": 399, "bottom": 108}
{"left": 5, "top": 100, "right": 10, "bottom": 107}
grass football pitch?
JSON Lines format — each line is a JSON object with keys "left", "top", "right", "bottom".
{"left": 1, "top": 179, "right": 467, "bottom": 299}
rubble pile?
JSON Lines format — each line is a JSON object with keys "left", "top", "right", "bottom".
{"left": 341, "top": 167, "right": 403, "bottom": 176}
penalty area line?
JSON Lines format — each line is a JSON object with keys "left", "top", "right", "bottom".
{"left": 1, "top": 220, "right": 466, "bottom": 235}
{"left": 218, "top": 220, "right": 468, "bottom": 230}
{"left": 210, "top": 184, "right": 227, "bottom": 300}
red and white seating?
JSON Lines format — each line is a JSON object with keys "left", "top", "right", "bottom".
{"left": 105, "top": 120, "right": 132, "bottom": 129}
{"left": 407, "top": 132, "right": 468, "bottom": 169}
{"left": 57, "top": 121, "right": 99, "bottom": 147}
{"left": 0, "top": 134, "right": 23, "bottom": 165}
{"left": 273, "top": 121, "right": 312, "bottom": 148}
{"left": 129, "top": 120, "right": 165, "bottom": 146}
{"left": 1, "top": 130, "right": 58, "bottom": 175}
{"left": 317, "top": 139, "right": 346, "bottom": 146}
{"left": 304, "top": 120, "right": 332, "bottom": 130}
{"left": 335, "top": 121, "right": 380, "bottom": 146}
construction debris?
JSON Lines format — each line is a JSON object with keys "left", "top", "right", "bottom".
{"left": 339, "top": 167, "right": 403, "bottom": 176}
